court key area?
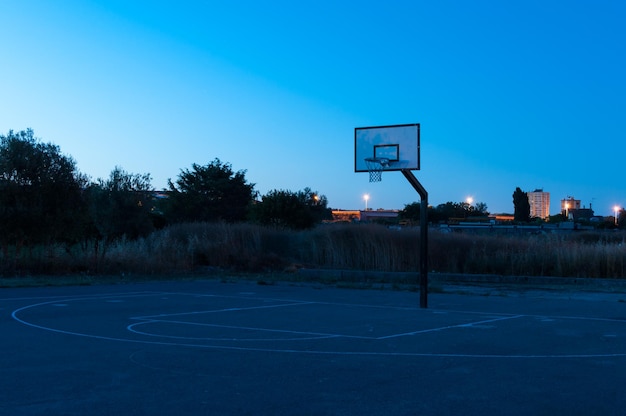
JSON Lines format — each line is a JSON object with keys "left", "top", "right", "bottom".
{"left": 3, "top": 278, "right": 626, "bottom": 415}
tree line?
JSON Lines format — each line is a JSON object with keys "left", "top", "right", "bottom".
{"left": 399, "top": 200, "right": 489, "bottom": 224}
{"left": 401, "top": 187, "right": 624, "bottom": 227}
{"left": 0, "top": 129, "right": 331, "bottom": 254}
{"left": 399, "top": 188, "right": 556, "bottom": 224}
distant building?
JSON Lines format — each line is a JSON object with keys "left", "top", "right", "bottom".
{"left": 491, "top": 213, "right": 514, "bottom": 222}
{"left": 331, "top": 210, "right": 361, "bottom": 222}
{"left": 330, "top": 209, "right": 399, "bottom": 223}
{"left": 561, "top": 196, "right": 581, "bottom": 219}
{"left": 571, "top": 208, "right": 595, "bottom": 221}
{"left": 528, "top": 189, "right": 550, "bottom": 219}
{"left": 359, "top": 209, "right": 399, "bottom": 223}
{"left": 559, "top": 196, "right": 595, "bottom": 222}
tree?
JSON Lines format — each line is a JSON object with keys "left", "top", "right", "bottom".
{"left": 432, "top": 202, "right": 467, "bottom": 222}
{"left": 512, "top": 187, "right": 530, "bottom": 222}
{"left": 0, "top": 129, "right": 85, "bottom": 250}
{"left": 167, "top": 159, "right": 255, "bottom": 223}
{"left": 400, "top": 200, "right": 490, "bottom": 224}
{"left": 250, "top": 187, "right": 331, "bottom": 229}
{"left": 299, "top": 187, "right": 332, "bottom": 224}
{"left": 548, "top": 213, "right": 567, "bottom": 223}
{"left": 399, "top": 202, "right": 423, "bottom": 222}
{"left": 474, "top": 202, "right": 489, "bottom": 216}
{"left": 618, "top": 209, "right": 626, "bottom": 229}
{"left": 87, "top": 166, "right": 156, "bottom": 242}
{"left": 399, "top": 202, "right": 436, "bottom": 224}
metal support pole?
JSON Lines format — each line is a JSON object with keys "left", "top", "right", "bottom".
{"left": 401, "top": 170, "right": 428, "bottom": 308}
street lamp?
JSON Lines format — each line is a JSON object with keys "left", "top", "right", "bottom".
{"left": 614, "top": 206, "right": 620, "bottom": 226}
{"left": 564, "top": 202, "right": 569, "bottom": 219}
{"left": 466, "top": 196, "right": 473, "bottom": 206}
{"left": 363, "top": 194, "right": 370, "bottom": 211}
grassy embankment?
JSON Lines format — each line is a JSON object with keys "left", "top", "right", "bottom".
{"left": 1, "top": 223, "right": 625, "bottom": 286}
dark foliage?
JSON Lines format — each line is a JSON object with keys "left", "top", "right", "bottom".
{"left": 400, "top": 200, "right": 489, "bottom": 224}
{"left": 250, "top": 187, "right": 332, "bottom": 229}
{"left": 87, "top": 166, "right": 156, "bottom": 242}
{"left": 0, "top": 129, "right": 85, "bottom": 249}
{"left": 166, "top": 159, "right": 255, "bottom": 223}
{"left": 513, "top": 187, "right": 530, "bottom": 222}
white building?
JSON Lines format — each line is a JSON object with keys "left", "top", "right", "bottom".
{"left": 528, "top": 189, "right": 550, "bottom": 219}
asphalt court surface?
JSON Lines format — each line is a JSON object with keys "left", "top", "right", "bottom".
{"left": 3, "top": 279, "right": 626, "bottom": 415}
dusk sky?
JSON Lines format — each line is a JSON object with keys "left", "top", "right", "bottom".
{"left": 1, "top": 1, "right": 624, "bottom": 215}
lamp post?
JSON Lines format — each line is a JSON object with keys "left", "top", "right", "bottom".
{"left": 614, "top": 206, "right": 620, "bottom": 226}
{"left": 364, "top": 194, "right": 370, "bottom": 211}
{"left": 564, "top": 202, "right": 569, "bottom": 220}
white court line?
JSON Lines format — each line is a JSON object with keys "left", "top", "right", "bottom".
{"left": 155, "top": 291, "right": 588, "bottom": 322}
{"left": 437, "top": 307, "right": 626, "bottom": 324}
{"left": 132, "top": 301, "right": 315, "bottom": 320}
{"left": 378, "top": 315, "right": 525, "bottom": 339}
{"left": 127, "top": 319, "right": 356, "bottom": 340}
{"left": 10, "top": 290, "right": 626, "bottom": 358}
{"left": 155, "top": 291, "right": 423, "bottom": 312}
{"left": 175, "top": 292, "right": 626, "bottom": 325}
{"left": 132, "top": 303, "right": 525, "bottom": 341}
{"left": 131, "top": 301, "right": 375, "bottom": 340}
{"left": 0, "top": 291, "right": 163, "bottom": 302}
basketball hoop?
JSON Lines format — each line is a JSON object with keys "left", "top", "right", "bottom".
{"left": 364, "top": 157, "right": 389, "bottom": 182}
{"left": 355, "top": 123, "right": 428, "bottom": 308}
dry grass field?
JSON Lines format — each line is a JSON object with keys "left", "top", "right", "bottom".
{"left": 2, "top": 223, "right": 626, "bottom": 283}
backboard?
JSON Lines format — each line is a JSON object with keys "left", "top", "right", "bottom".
{"left": 354, "top": 123, "right": 420, "bottom": 172}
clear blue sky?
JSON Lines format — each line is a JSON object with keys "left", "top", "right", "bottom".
{"left": 1, "top": 1, "right": 624, "bottom": 215}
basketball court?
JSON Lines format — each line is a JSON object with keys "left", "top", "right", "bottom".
{"left": 2, "top": 124, "right": 625, "bottom": 414}
{"left": 3, "top": 279, "right": 626, "bottom": 415}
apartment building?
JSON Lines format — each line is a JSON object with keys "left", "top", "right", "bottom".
{"left": 528, "top": 189, "right": 550, "bottom": 219}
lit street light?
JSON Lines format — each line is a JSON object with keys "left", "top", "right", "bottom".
{"left": 363, "top": 194, "right": 370, "bottom": 211}
{"left": 614, "top": 205, "right": 620, "bottom": 226}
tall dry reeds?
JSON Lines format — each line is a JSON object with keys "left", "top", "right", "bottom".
{"left": 2, "top": 222, "right": 626, "bottom": 279}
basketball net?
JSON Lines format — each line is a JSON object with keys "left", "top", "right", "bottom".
{"left": 364, "top": 157, "right": 389, "bottom": 182}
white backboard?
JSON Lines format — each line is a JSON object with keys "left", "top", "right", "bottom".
{"left": 354, "top": 123, "right": 420, "bottom": 172}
